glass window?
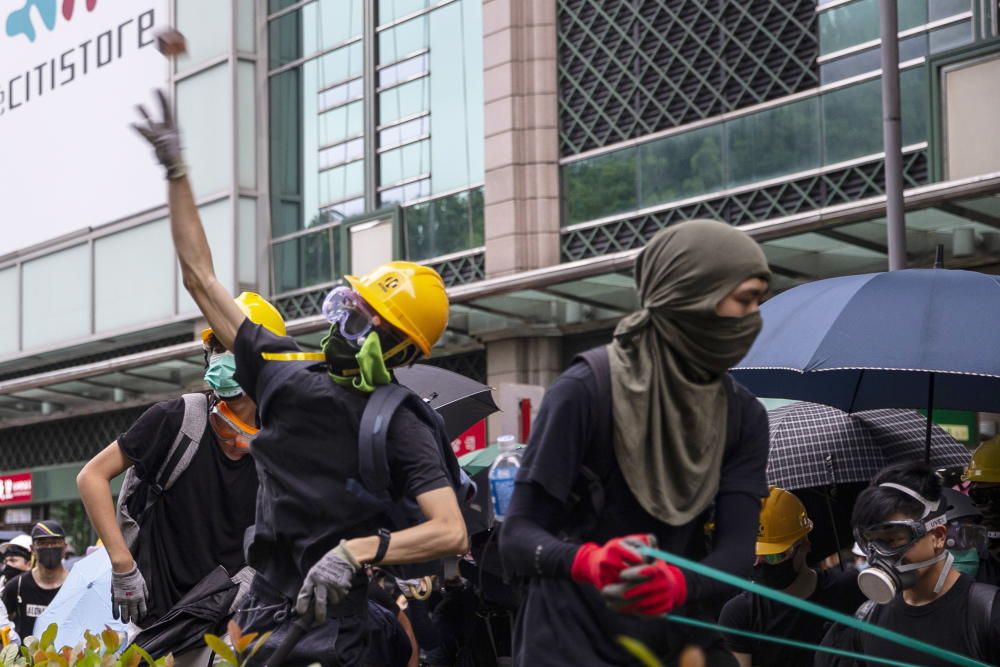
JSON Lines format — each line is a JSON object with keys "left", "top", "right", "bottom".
{"left": 315, "top": 43, "right": 365, "bottom": 88}
{"left": 820, "top": 33, "right": 927, "bottom": 84}
{"left": 238, "top": 62, "right": 257, "bottom": 190}
{"left": 177, "top": 64, "right": 233, "bottom": 198}
{"left": 469, "top": 186, "right": 484, "bottom": 248}
{"left": 272, "top": 227, "right": 337, "bottom": 293}
{"left": 319, "top": 100, "right": 364, "bottom": 146}
{"left": 319, "top": 77, "right": 363, "bottom": 111}
{"left": 638, "top": 124, "right": 723, "bottom": 206}
{"left": 320, "top": 137, "right": 365, "bottom": 170}
{"left": 725, "top": 98, "right": 819, "bottom": 187}
{"left": 429, "top": 0, "right": 484, "bottom": 194}
{"left": 319, "top": 160, "right": 365, "bottom": 205}
{"left": 380, "top": 178, "right": 430, "bottom": 206}
{"left": 901, "top": 65, "right": 929, "bottom": 147}
{"left": 237, "top": 0, "right": 256, "bottom": 52}
{"left": 929, "top": 20, "right": 973, "bottom": 54}
{"left": 270, "top": 0, "right": 299, "bottom": 13}
{"left": 379, "top": 14, "right": 428, "bottom": 65}
{"left": 23, "top": 244, "right": 91, "bottom": 349}
{"left": 562, "top": 148, "right": 639, "bottom": 226}
{"left": 379, "top": 77, "right": 430, "bottom": 125}
{"left": 0, "top": 268, "right": 18, "bottom": 355}
{"left": 269, "top": 0, "right": 363, "bottom": 68}
{"left": 176, "top": 0, "right": 230, "bottom": 70}
{"left": 822, "top": 77, "right": 882, "bottom": 164}
{"left": 269, "top": 68, "right": 303, "bottom": 238}
{"left": 380, "top": 139, "right": 431, "bottom": 185}
{"left": 239, "top": 198, "right": 257, "bottom": 287}
{"left": 379, "top": 115, "right": 430, "bottom": 148}
{"left": 379, "top": 0, "right": 430, "bottom": 25}
{"left": 323, "top": 197, "right": 366, "bottom": 221}
{"left": 350, "top": 218, "right": 397, "bottom": 275}
{"left": 95, "top": 220, "right": 174, "bottom": 333}
{"left": 404, "top": 188, "right": 479, "bottom": 260}
{"left": 929, "top": 0, "right": 969, "bottom": 21}
{"left": 178, "top": 200, "right": 235, "bottom": 314}
{"left": 379, "top": 52, "right": 428, "bottom": 88}
{"left": 819, "top": 0, "right": 927, "bottom": 56}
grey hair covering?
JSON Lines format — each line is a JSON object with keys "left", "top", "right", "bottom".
{"left": 608, "top": 220, "right": 771, "bottom": 526}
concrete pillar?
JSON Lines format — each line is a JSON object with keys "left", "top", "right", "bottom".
{"left": 486, "top": 337, "right": 562, "bottom": 440}
{"left": 481, "top": 0, "right": 561, "bottom": 277}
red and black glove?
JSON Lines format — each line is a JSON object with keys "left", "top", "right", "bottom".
{"left": 570, "top": 534, "right": 654, "bottom": 590}
{"left": 601, "top": 560, "right": 688, "bottom": 616}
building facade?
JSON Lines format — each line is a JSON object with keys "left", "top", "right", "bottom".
{"left": 1, "top": 0, "right": 999, "bottom": 538}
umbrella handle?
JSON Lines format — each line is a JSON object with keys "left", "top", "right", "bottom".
{"left": 264, "top": 608, "right": 314, "bottom": 667}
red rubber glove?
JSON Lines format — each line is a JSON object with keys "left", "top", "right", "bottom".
{"left": 570, "top": 534, "right": 653, "bottom": 590}
{"left": 601, "top": 560, "right": 688, "bottom": 616}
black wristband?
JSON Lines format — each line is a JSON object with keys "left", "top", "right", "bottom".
{"left": 372, "top": 528, "right": 391, "bottom": 564}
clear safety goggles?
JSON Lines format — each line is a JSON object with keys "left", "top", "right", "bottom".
{"left": 209, "top": 401, "right": 259, "bottom": 450}
{"left": 855, "top": 516, "right": 945, "bottom": 558}
{"left": 947, "top": 522, "right": 989, "bottom": 555}
{"left": 322, "top": 286, "right": 383, "bottom": 346}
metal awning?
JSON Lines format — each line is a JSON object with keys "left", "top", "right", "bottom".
{"left": 1, "top": 171, "right": 1000, "bottom": 428}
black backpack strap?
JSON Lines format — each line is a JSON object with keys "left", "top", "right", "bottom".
{"left": 967, "top": 582, "right": 999, "bottom": 660}
{"left": 570, "top": 346, "right": 613, "bottom": 518}
{"left": 149, "top": 393, "right": 209, "bottom": 500}
{"left": 359, "top": 384, "right": 417, "bottom": 496}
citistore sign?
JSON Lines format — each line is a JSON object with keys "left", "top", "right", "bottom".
{"left": 0, "top": 0, "right": 169, "bottom": 256}
{"left": 0, "top": 473, "right": 32, "bottom": 505}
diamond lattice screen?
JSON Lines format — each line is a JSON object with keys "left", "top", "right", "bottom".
{"left": 558, "top": 0, "right": 819, "bottom": 155}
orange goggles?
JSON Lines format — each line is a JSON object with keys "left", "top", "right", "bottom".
{"left": 209, "top": 401, "right": 259, "bottom": 449}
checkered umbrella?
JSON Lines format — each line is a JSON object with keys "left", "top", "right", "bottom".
{"left": 767, "top": 402, "right": 971, "bottom": 490}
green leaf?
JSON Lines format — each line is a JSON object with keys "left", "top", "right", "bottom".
{"left": 226, "top": 621, "right": 242, "bottom": 651}
{"left": 1, "top": 644, "right": 20, "bottom": 667}
{"left": 245, "top": 632, "right": 272, "bottom": 662}
{"left": 616, "top": 636, "right": 665, "bottom": 667}
{"left": 120, "top": 646, "right": 142, "bottom": 667}
{"left": 131, "top": 647, "right": 156, "bottom": 667}
{"left": 99, "top": 629, "right": 119, "bottom": 656}
{"left": 202, "top": 635, "right": 236, "bottom": 667}
{"left": 83, "top": 633, "right": 101, "bottom": 654}
{"left": 39, "top": 626, "right": 57, "bottom": 652}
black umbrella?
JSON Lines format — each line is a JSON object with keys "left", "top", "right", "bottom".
{"left": 395, "top": 364, "right": 498, "bottom": 441}
{"left": 132, "top": 566, "right": 238, "bottom": 659}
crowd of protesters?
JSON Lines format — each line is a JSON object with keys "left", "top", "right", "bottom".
{"left": 0, "top": 87, "right": 997, "bottom": 666}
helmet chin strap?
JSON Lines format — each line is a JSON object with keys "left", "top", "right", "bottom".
{"left": 897, "top": 550, "right": 954, "bottom": 594}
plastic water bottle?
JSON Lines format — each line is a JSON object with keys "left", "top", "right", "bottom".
{"left": 488, "top": 435, "right": 522, "bottom": 522}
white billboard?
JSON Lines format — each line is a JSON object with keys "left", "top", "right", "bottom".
{"left": 0, "top": 0, "right": 170, "bottom": 257}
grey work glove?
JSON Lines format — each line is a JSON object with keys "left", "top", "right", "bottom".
{"left": 132, "top": 88, "right": 187, "bottom": 180}
{"left": 112, "top": 565, "right": 149, "bottom": 624}
{"left": 296, "top": 541, "right": 360, "bottom": 625}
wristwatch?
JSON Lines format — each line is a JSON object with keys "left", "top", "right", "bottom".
{"left": 371, "top": 528, "right": 392, "bottom": 564}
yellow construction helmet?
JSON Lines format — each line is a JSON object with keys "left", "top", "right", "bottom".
{"left": 756, "top": 486, "right": 813, "bottom": 556}
{"left": 965, "top": 435, "right": 1000, "bottom": 483}
{"left": 201, "top": 292, "right": 287, "bottom": 344}
{"left": 345, "top": 262, "right": 448, "bottom": 356}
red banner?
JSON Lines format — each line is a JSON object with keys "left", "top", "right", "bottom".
{"left": 451, "top": 420, "right": 487, "bottom": 457}
{"left": 0, "top": 473, "right": 31, "bottom": 505}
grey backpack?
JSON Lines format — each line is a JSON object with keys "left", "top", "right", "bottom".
{"left": 115, "top": 393, "right": 209, "bottom": 552}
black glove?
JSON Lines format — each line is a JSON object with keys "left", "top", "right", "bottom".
{"left": 132, "top": 88, "right": 186, "bottom": 180}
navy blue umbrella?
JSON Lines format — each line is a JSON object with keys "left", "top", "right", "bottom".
{"left": 731, "top": 268, "right": 1000, "bottom": 459}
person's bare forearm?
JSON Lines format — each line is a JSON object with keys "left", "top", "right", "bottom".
{"left": 77, "top": 461, "right": 133, "bottom": 572}
{"left": 168, "top": 177, "right": 216, "bottom": 294}
{"left": 346, "top": 514, "right": 467, "bottom": 566}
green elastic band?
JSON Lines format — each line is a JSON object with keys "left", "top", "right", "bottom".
{"left": 660, "top": 615, "right": 919, "bottom": 667}
{"left": 640, "top": 546, "right": 988, "bottom": 667}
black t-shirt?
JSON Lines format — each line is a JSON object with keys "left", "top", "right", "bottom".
{"left": 117, "top": 397, "right": 258, "bottom": 622}
{"left": 233, "top": 321, "right": 450, "bottom": 602}
{"left": 1, "top": 571, "right": 60, "bottom": 638}
{"left": 719, "top": 568, "right": 866, "bottom": 666}
{"left": 976, "top": 552, "right": 1000, "bottom": 586}
{"left": 829, "top": 574, "right": 1000, "bottom": 666}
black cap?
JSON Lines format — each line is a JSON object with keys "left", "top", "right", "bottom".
{"left": 31, "top": 520, "right": 65, "bottom": 540}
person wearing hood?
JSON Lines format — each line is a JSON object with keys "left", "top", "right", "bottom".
{"left": 76, "top": 295, "right": 280, "bottom": 627}
{"left": 719, "top": 487, "right": 865, "bottom": 667}
{"left": 817, "top": 463, "right": 1000, "bottom": 666}
{"left": 498, "top": 220, "right": 772, "bottom": 665}
{"left": 1, "top": 521, "right": 68, "bottom": 638}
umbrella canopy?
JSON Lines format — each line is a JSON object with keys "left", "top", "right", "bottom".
{"left": 35, "top": 548, "right": 126, "bottom": 648}
{"left": 395, "top": 364, "right": 499, "bottom": 441}
{"left": 732, "top": 269, "right": 1000, "bottom": 413}
{"left": 766, "top": 402, "right": 971, "bottom": 490}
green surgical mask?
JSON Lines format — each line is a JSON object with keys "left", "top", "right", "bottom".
{"left": 949, "top": 548, "right": 981, "bottom": 577}
{"left": 327, "top": 332, "right": 391, "bottom": 394}
{"left": 204, "top": 352, "right": 243, "bottom": 398}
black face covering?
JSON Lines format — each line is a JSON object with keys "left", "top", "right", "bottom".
{"left": 2, "top": 564, "right": 22, "bottom": 580}
{"left": 36, "top": 548, "right": 62, "bottom": 570}
{"left": 752, "top": 558, "right": 799, "bottom": 589}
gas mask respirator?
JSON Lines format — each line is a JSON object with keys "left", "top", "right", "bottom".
{"left": 855, "top": 482, "right": 954, "bottom": 605}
